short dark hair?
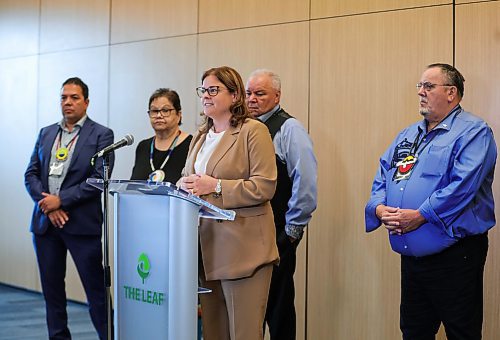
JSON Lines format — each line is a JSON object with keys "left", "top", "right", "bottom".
{"left": 199, "top": 66, "right": 249, "bottom": 133}
{"left": 427, "top": 63, "right": 465, "bottom": 98}
{"left": 62, "top": 77, "right": 89, "bottom": 100}
{"left": 148, "top": 88, "right": 183, "bottom": 125}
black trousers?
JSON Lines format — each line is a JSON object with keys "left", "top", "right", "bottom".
{"left": 264, "top": 229, "right": 299, "bottom": 340}
{"left": 400, "top": 233, "right": 488, "bottom": 340}
{"left": 33, "top": 227, "right": 107, "bottom": 340}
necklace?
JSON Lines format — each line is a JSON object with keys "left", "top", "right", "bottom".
{"left": 148, "top": 130, "right": 181, "bottom": 182}
{"left": 55, "top": 128, "right": 80, "bottom": 161}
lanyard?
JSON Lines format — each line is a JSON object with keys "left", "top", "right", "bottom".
{"left": 149, "top": 130, "right": 181, "bottom": 172}
{"left": 55, "top": 127, "right": 80, "bottom": 161}
{"left": 410, "top": 106, "right": 461, "bottom": 157}
{"left": 409, "top": 129, "right": 438, "bottom": 157}
{"left": 56, "top": 127, "right": 80, "bottom": 149}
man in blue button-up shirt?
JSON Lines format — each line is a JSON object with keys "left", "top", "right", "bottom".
{"left": 365, "top": 63, "right": 496, "bottom": 340}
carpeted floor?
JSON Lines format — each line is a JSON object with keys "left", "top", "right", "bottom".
{"left": 0, "top": 283, "right": 98, "bottom": 340}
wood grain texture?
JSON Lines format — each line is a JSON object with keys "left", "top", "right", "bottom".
{"left": 111, "top": 0, "right": 197, "bottom": 44}
{"left": 40, "top": 0, "right": 110, "bottom": 53}
{"left": 199, "top": 0, "right": 309, "bottom": 32}
{"left": 311, "top": 0, "right": 450, "bottom": 19}
{"left": 197, "top": 22, "right": 310, "bottom": 126}
{"left": 456, "top": 2, "right": 500, "bottom": 338}
{"left": 308, "top": 6, "right": 453, "bottom": 339}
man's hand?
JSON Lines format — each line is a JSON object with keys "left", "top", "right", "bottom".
{"left": 38, "top": 192, "right": 62, "bottom": 214}
{"left": 47, "top": 209, "right": 69, "bottom": 228}
{"left": 376, "top": 205, "right": 403, "bottom": 234}
{"left": 376, "top": 205, "right": 399, "bottom": 219}
{"left": 378, "top": 206, "right": 426, "bottom": 235}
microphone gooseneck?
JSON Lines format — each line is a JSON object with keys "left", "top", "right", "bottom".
{"left": 91, "top": 134, "right": 134, "bottom": 166}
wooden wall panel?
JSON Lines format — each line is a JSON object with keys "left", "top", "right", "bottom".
{"left": 108, "top": 36, "right": 198, "bottom": 181}
{"left": 456, "top": 0, "right": 493, "bottom": 3}
{"left": 40, "top": 0, "right": 110, "bottom": 53}
{"left": 456, "top": 2, "right": 500, "bottom": 339}
{"left": 111, "top": 0, "right": 198, "bottom": 44}
{"left": 198, "top": 0, "right": 309, "bottom": 32}
{"left": 0, "top": 56, "right": 40, "bottom": 290}
{"left": 198, "top": 22, "right": 309, "bottom": 126}
{"left": 0, "top": 0, "right": 39, "bottom": 58}
{"left": 311, "top": 0, "right": 450, "bottom": 19}
{"left": 198, "top": 22, "right": 309, "bottom": 339}
{"left": 308, "top": 6, "right": 453, "bottom": 340}
{"left": 293, "top": 233, "right": 307, "bottom": 340}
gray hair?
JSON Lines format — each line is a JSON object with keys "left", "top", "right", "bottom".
{"left": 248, "top": 69, "right": 281, "bottom": 91}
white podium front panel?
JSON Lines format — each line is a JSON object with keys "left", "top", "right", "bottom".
{"left": 114, "top": 193, "right": 198, "bottom": 339}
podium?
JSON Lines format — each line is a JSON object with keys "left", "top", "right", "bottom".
{"left": 87, "top": 179, "right": 235, "bottom": 340}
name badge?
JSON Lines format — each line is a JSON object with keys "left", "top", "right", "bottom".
{"left": 49, "top": 162, "right": 64, "bottom": 176}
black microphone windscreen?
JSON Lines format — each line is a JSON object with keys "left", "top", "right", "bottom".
{"left": 124, "top": 134, "right": 134, "bottom": 146}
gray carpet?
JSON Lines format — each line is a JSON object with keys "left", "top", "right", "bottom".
{"left": 0, "top": 283, "right": 98, "bottom": 340}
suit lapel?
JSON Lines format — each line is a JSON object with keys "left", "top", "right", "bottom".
{"left": 41, "top": 125, "right": 60, "bottom": 187}
{"left": 186, "top": 132, "right": 206, "bottom": 175}
{"left": 205, "top": 124, "right": 241, "bottom": 176}
{"left": 68, "top": 118, "right": 94, "bottom": 170}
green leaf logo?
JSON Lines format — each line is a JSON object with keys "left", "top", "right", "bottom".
{"left": 137, "top": 253, "right": 151, "bottom": 284}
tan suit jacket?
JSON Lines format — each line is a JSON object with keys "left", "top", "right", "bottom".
{"left": 183, "top": 118, "right": 279, "bottom": 280}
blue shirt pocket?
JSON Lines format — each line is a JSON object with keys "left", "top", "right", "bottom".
{"left": 420, "top": 145, "right": 450, "bottom": 177}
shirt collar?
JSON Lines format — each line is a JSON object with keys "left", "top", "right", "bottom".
{"left": 59, "top": 114, "right": 87, "bottom": 131}
{"left": 418, "top": 105, "right": 461, "bottom": 133}
{"left": 256, "top": 104, "right": 281, "bottom": 123}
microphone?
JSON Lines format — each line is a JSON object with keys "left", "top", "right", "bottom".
{"left": 92, "top": 134, "right": 134, "bottom": 162}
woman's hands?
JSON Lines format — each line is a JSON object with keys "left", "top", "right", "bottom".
{"left": 179, "top": 174, "right": 218, "bottom": 197}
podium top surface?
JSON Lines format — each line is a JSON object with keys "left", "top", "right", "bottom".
{"left": 87, "top": 178, "right": 235, "bottom": 221}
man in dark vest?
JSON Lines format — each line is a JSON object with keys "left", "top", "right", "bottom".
{"left": 246, "top": 69, "right": 317, "bottom": 340}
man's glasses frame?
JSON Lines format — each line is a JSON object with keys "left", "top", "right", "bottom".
{"left": 416, "top": 82, "right": 454, "bottom": 92}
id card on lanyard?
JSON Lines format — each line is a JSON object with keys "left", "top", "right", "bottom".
{"left": 49, "top": 128, "right": 80, "bottom": 177}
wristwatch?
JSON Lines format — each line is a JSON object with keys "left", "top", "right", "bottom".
{"left": 214, "top": 179, "right": 222, "bottom": 198}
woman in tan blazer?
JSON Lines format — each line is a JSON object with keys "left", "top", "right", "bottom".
{"left": 178, "top": 66, "right": 278, "bottom": 340}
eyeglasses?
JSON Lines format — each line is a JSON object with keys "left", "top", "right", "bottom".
{"left": 196, "top": 86, "right": 226, "bottom": 98}
{"left": 147, "top": 108, "right": 175, "bottom": 117}
{"left": 416, "top": 82, "right": 453, "bottom": 91}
